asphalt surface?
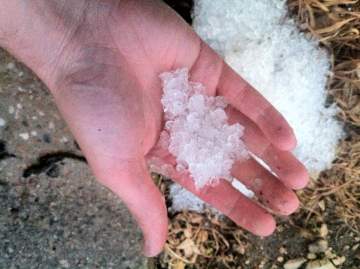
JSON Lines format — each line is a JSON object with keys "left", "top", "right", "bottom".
{"left": 0, "top": 49, "right": 148, "bottom": 269}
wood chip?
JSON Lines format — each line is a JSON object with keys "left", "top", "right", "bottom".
{"left": 284, "top": 258, "right": 307, "bottom": 269}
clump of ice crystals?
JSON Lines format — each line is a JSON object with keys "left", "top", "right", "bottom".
{"left": 169, "top": 183, "right": 208, "bottom": 212}
{"left": 160, "top": 68, "right": 248, "bottom": 189}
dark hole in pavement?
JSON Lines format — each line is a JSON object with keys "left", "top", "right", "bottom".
{"left": 0, "top": 140, "right": 16, "bottom": 161}
{"left": 10, "top": 207, "right": 19, "bottom": 214}
{"left": 42, "top": 133, "right": 52, "bottom": 143}
{"left": 23, "top": 152, "right": 87, "bottom": 178}
{"left": 21, "top": 120, "right": 29, "bottom": 127}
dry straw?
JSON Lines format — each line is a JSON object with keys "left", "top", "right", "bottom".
{"left": 288, "top": 0, "right": 360, "bottom": 232}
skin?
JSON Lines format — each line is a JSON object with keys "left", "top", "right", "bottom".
{"left": 0, "top": 0, "right": 309, "bottom": 257}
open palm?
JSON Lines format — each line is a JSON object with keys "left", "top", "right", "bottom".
{"left": 2, "top": 0, "right": 308, "bottom": 256}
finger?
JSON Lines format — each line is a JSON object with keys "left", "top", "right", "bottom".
{"left": 189, "top": 42, "right": 223, "bottom": 96}
{"left": 95, "top": 158, "right": 168, "bottom": 257}
{"left": 176, "top": 175, "right": 276, "bottom": 236}
{"left": 231, "top": 158, "right": 299, "bottom": 215}
{"left": 227, "top": 107, "right": 309, "bottom": 190}
{"left": 148, "top": 147, "right": 277, "bottom": 237}
{"left": 218, "top": 64, "right": 297, "bottom": 151}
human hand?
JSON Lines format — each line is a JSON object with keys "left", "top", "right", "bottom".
{"left": 0, "top": 0, "right": 308, "bottom": 256}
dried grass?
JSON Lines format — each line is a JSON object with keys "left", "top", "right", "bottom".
{"left": 156, "top": 209, "right": 250, "bottom": 269}
{"left": 288, "top": 0, "right": 360, "bottom": 233}
{"left": 157, "top": 0, "right": 360, "bottom": 267}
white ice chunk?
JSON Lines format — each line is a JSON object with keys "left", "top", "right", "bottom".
{"left": 169, "top": 184, "right": 207, "bottom": 213}
{"left": 231, "top": 179, "right": 254, "bottom": 198}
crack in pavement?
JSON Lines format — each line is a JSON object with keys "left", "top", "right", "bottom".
{"left": 23, "top": 152, "right": 87, "bottom": 178}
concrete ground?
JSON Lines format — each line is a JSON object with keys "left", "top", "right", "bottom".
{"left": 0, "top": 48, "right": 148, "bottom": 268}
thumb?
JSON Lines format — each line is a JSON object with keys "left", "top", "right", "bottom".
{"left": 96, "top": 158, "right": 168, "bottom": 257}
{"left": 48, "top": 60, "right": 168, "bottom": 256}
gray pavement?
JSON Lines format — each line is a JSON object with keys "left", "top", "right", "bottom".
{"left": 0, "top": 48, "right": 148, "bottom": 269}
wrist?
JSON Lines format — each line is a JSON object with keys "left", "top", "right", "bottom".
{"left": 0, "top": 0, "right": 87, "bottom": 90}
{"left": 0, "top": 1, "right": 21, "bottom": 49}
